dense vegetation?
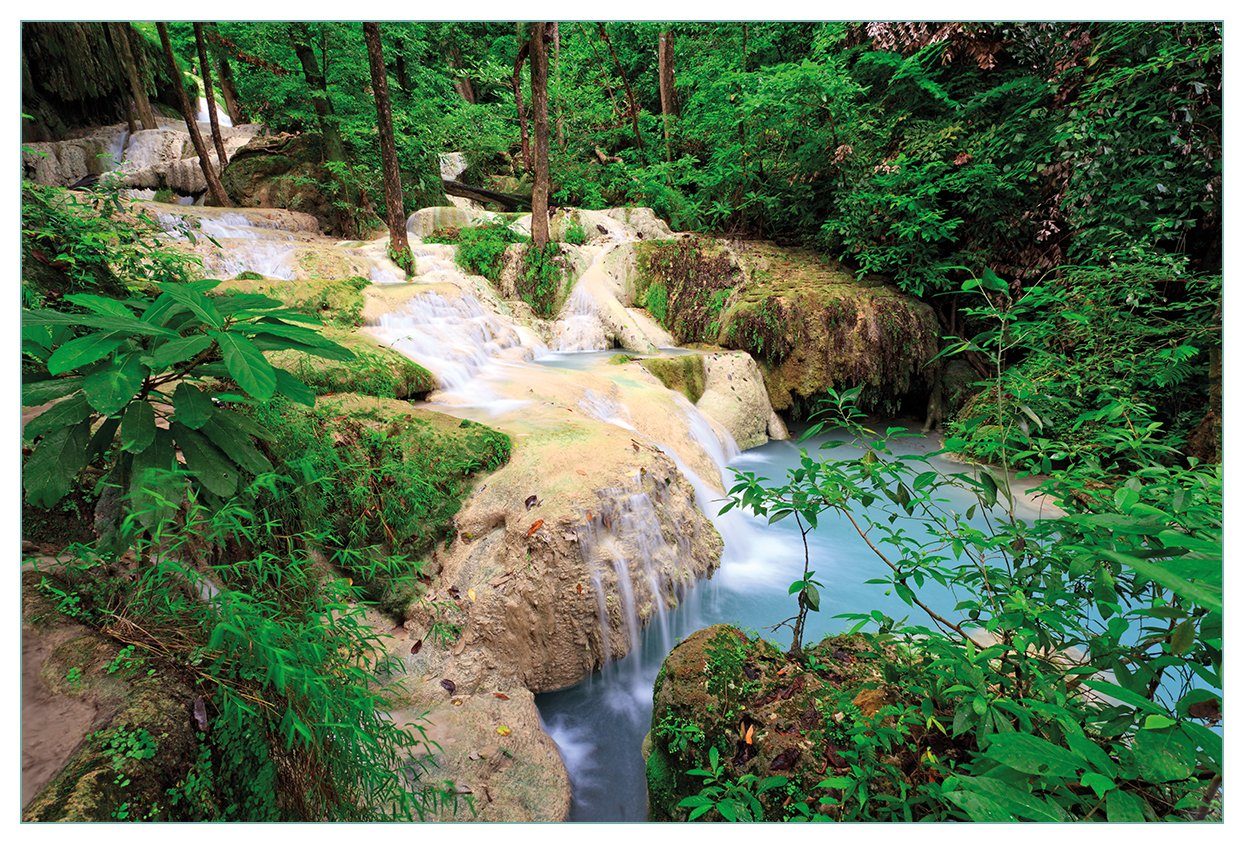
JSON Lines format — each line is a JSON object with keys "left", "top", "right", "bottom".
{"left": 21, "top": 19, "right": 1221, "bottom": 824}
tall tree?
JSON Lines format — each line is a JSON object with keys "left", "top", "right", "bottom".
{"left": 110, "top": 22, "right": 156, "bottom": 130}
{"left": 362, "top": 22, "right": 413, "bottom": 276}
{"left": 207, "top": 25, "right": 243, "bottom": 124}
{"left": 553, "top": 23, "right": 565, "bottom": 150}
{"left": 290, "top": 23, "right": 345, "bottom": 163}
{"left": 529, "top": 22, "right": 551, "bottom": 250}
{"left": 193, "top": 23, "right": 230, "bottom": 168}
{"left": 658, "top": 31, "right": 678, "bottom": 136}
{"left": 511, "top": 23, "right": 532, "bottom": 173}
{"left": 156, "top": 23, "right": 229, "bottom": 207}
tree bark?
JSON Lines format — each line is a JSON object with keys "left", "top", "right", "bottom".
{"left": 207, "top": 25, "right": 243, "bottom": 124}
{"left": 156, "top": 24, "right": 229, "bottom": 206}
{"left": 529, "top": 23, "right": 551, "bottom": 250}
{"left": 658, "top": 30, "right": 677, "bottom": 160}
{"left": 362, "top": 23, "right": 413, "bottom": 276}
{"left": 291, "top": 24, "right": 345, "bottom": 163}
{"left": 597, "top": 23, "right": 643, "bottom": 149}
{"left": 110, "top": 23, "right": 156, "bottom": 130}
{"left": 512, "top": 24, "right": 532, "bottom": 173}
{"left": 193, "top": 23, "right": 230, "bottom": 169}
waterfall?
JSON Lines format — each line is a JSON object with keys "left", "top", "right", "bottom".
{"left": 552, "top": 286, "right": 609, "bottom": 352}
{"left": 370, "top": 291, "right": 545, "bottom": 394}
{"left": 195, "top": 96, "right": 233, "bottom": 128}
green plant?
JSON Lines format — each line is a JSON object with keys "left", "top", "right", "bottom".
{"left": 517, "top": 243, "right": 568, "bottom": 318}
{"left": 563, "top": 218, "right": 587, "bottom": 245}
{"left": 678, "top": 746, "right": 788, "bottom": 821}
{"left": 723, "top": 272, "right": 1221, "bottom": 821}
{"left": 436, "top": 222, "right": 525, "bottom": 282}
{"left": 22, "top": 278, "right": 351, "bottom": 525}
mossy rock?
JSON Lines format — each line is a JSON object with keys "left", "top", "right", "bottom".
{"left": 268, "top": 328, "right": 435, "bottom": 401}
{"left": 215, "top": 276, "right": 369, "bottom": 327}
{"left": 639, "top": 354, "right": 706, "bottom": 404}
{"left": 645, "top": 624, "right": 901, "bottom": 821}
{"left": 248, "top": 396, "right": 510, "bottom": 615}
{"left": 635, "top": 239, "right": 941, "bottom": 417}
{"left": 22, "top": 572, "right": 208, "bottom": 821}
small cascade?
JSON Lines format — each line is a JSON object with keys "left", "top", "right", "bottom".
{"left": 370, "top": 291, "right": 546, "bottom": 392}
{"left": 577, "top": 389, "right": 634, "bottom": 431}
{"left": 195, "top": 96, "right": 233, "bottom": 128}
{"left": 574, "top": 485, "right": 683, "bottom": 683}
{"left": 552, "top": 286, "right": 609, "bottom": 351}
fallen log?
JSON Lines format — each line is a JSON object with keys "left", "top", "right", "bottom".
{"left": 442, "top": 179, "right": 530, "bottom": 211}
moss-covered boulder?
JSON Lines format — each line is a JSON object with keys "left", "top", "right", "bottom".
{"left": 639, "top": 354, "right": 706, "bottom": 404}
{"left": 271, "top": 328, "right": 435, "bottom": 401}
{"left": 249, "top": 395, "right": 510, "bottom": 614}
{"left": 216, "top": 275, "right": 370, "bottom": 326}
{"left": 645, "top": 625, "right": 913, "bottom": 822}
{"left": 634, "top": 239, "right": 941, "bottom": 416}
{"left": 22, "top": 572, "right": 207, "bottom": 821}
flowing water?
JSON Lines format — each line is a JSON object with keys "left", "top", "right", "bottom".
{"left": 165, "top": 202, "right": 1056, "bottom": 822}
{"left": 536, "top": 414, "right": 1055, "bottom": 822}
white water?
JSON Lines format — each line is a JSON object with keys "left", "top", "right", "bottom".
{"left": 195, "top": 95, "right": 233, "bottom": 128}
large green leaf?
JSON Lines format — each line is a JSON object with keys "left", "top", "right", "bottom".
{"left": 982, "top": 733, "right": 1083, "bottom": 780}
{"left": 202, "top": 416, "right": 272, "bottom": 476}
{"left": 158, "top": 282, "right": 224, "bottom": 328}
{"left": 47, "top": 331, "right": 129, "bottom": 375}
{"left": 1131, "top": 727, "right": 1196, "bottom": 783}
{"left": 82, "top": 354, "right": 147, "bottom": 416}
{"left": 273, "top": 368, "right": 316, "bottom": 407}
{"left": 214, "top": 331, "right": 276, "bottom": 399}
{"left": 22, "top": 376, "right": 84, "bottom": 407}
{"left": 63, "top": 293, "right": 136, "bottom": 318}
{"left": 149, "top": 334, "right": 214, "bottom": 371}
{"left": 23, "top": 420, "right": 91, "bottom": 507}
{"left": 120, "top": 400, "right": 157, "bottom": 453}
{"left": 173, "top": 383, "right": 214, "bottom": 429}
{"left": 129, "top": 428, "right": 180, "bottom": 528}
{"left": 173, "top": 423, "right": 238, "bottom": 497}
{"left": 24, "top": 394, "right": 93, "bottom": 441}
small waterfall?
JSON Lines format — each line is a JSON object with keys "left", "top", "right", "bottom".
{"left": 575, "top": 486, "right": 680, "bottom": 682}
{"left": 577, "top": 389, "right": 634, "bottom": 431}
{"left": 370, "top": 291, "right": 545, "bottom": 392}
{"left": 552, "top": 286, "right": 609, "bottom": 352}
{"left": 195, "top": 96, "right": 233, "bottom": 128}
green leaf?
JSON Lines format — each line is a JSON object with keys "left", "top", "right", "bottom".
{"left": 172, "top": 423, "right": 238, "bottom": 497}
{"left": 47, "top": 331, "right": 129, "bottom": 375}
{"left": 1105, "top": 789, "right": 1146, "bottom": 822}
{"left": 158, "top": 282, "right": 223, "bottom": 328}
{"left": 982, "top": 733, "right": 1082, "bottom": 780}
{"left": 22, "top": 376, "right": 84, "bottom": 407}
{"left": 1132, "top": 727, "right": 1196, "bottom": 783}
{"left": 273, "top": 368, "right": 316, "bottom": 407}
{"left": 63, "top": 293, "right": 136, "bottom": 318}
{"left": 24, "top": 394, "right": 93, "bottom": 441}
{"left": 23, "top": 420, "right": 91, "bottom": 507}
{"left": 149, "top": 334, "right": 214, "bottom": 371}
{"left": 1080, "top": 771, "right": 1115, "bottom": 799}
{"left": 803, "top": 583, "right": 821, "bottom": 612}
{"left": 82, "top": 354, "right": 147, "bottom": 416}
{"left": 129, "top": 429, "right": 180, "bottom": 528}
{"left": 120, "top": 401, "right": 157, "bottom": 453}
{"left": 201, "top": 417, "right": 272, "bottom": 476}
{"left": 173, "top": 383, "right": 214, "bottom": 429}
{"left": 214, "top": 331, "right": 276, "bottom": 399}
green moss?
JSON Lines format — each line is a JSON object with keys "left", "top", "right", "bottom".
{"left": 249, "top": 396, "right": 510, "bottom": 615}
{"left": 639, "top": 355, "right": 706, "bottom": 404}
{"left": 268, "top": 329, "right": 435, "bottom": 400}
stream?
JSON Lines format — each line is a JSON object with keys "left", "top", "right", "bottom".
{"left": 536, "top": 411, "right": 1052, "bottom": 821}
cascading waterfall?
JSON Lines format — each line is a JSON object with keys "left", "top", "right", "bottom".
{"left": 552, "top": 285, "right": 609, "bottom": 351}
{"left": 370, "top": 290, "right": 546, "bottom": 401}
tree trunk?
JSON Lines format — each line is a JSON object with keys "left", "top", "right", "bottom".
{"left": 553, "top": 23, "right": 565, "bottom": 150}
{"left": 393, "top": 36, "right": 410, "bottom": 93}
{"left": 658, "top": 30, "right": 677, "bottom": 160}
{"left": 156, "top": 23, "right": 229, "bottom": 207}
{"left": 446, "top": 43, "right": 476, "bottom": 104}
{"left": 362, "top": 22, "right": 413, "bottom": 277}
{"left": 529, "top": 23, "right": 551, "bottom": 251}
{"left": 193, "top": 23, "right": 230, "bottom": 169}
{"left": 597, "top": 23, "right": 643, "bottom": 149}
{"left": 512, "top": 24, "right": 532, "bottom": 173}
{"left": 111, "top": 23, "right": 156, "bottom": 130}
{"left": 291, "top": 24, "right": 345, "bottom": 163}
{"left": 207, "top": 25, "right": 243, "bottom": 124}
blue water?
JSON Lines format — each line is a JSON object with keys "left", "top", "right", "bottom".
{"left": 535, "top": 422, "right": 1053, "bottom": 821}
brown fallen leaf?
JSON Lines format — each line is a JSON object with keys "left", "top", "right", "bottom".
{"left": 467, "top": 588, "right": 477, "bottom": 602}
{"left": 496, "top": 725, "right": 512, "bottom": 736}
{"left": 526, "top": 519, "right": 545, "bottom": 537}
{"left": 411, "top": 639, "right": 423, "bottom": 654}
{"left": 493, "top": 692, "right": 510, "bottom": 701}
{"left": 744, "top": 724, "right": 755, "bottom": 745}
{"left": 440, "top": 678, "right": 457, "bottom": 695}
{"left": 525, "top": 494, "right": 539, "bottom": 509}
